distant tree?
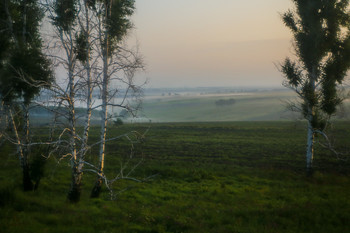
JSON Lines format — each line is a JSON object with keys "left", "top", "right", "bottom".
{"left": 281, "top": 0, "right": 350, "bottom": 175}
{"left": 0, "top": 0, "right": 52, "bottom": 191}
{"left": 113, "top": 118, "right": 124, "bottom": 126}
{"left": 215, "top": 98, "right": 236, "bottom": 107}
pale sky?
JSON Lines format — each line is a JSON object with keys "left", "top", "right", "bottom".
{"left": 131, "top": 0, "right": 294, "bottom": 88}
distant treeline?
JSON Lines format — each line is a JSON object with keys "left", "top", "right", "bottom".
{"left": 215, "top": 98, "right": 236, "bottom": 107}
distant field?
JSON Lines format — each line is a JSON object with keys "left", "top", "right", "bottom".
{"left": 1, "top": 122, "right": 350, "bottom": 232}
{"left": 141, "top": 90, "right": 306, "bottom": 122}
{"left": 28, "top": 88, "right": 350, "bottom": 124}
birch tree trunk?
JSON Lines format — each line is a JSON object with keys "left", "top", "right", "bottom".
{"left": 67, "top": 81, "right": 82, "bottom": 202}
{"left": 306, "top": 69, "right": 316, "bottom": 176}
{"left": 91, "top": 1, "right": 111, "bottom": 197}
{"left": 80, "top": 0, "right": 93, "bottom": 169}
{"left": 91, "top": 34, "right": 109, "bottom": 198}
{"left": 8, "top": 106, "right": 33, "bottom": 191}
{"left": 306, "top": 117, "right": 314, "bottom": 175}
{"left": 22, "top": 104, "right": 34, "bottom": 191}
{"left": 66, "top": 34, "right": 82, "bottom": 202}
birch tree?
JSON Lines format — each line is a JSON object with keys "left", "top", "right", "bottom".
{"left": 47, "top": 0, "right": 86, "bottom": 202}
{"left": 281, "top": 0, "right": 350, "bottom": 175}
{"left": 0, "top": 0, "right": 53, "bottom": 191}
{"left": 88, "top": 0, "right": 144, "bottom": 198}
{"left": 46, "top": 0, "right": 144, "bottom": 202}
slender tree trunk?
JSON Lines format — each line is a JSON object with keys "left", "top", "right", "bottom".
{"left": 81, "top": 0, "right": 93, "bottom": 165}
{"left": 306, "top": 68, "right": 316, "bottom": 176}
{"left": 8, "top": 106, "right": 33, "bottom": 191}
{"left": 4, "top": 0, "right": 34, "bottom": 191}
{"left": 67, "top": 165, "right": 82, "bottom": 202}
{"left": 74, "top": 1, "right": 94, "bottom": 200}
{"left": 91, "top": 3, "right": 111, "bottom": 197}
{"left": 306, "top": 118, "right": 314, "bottom": 176}
{"left": 66, "top": 44, "right": 82, "bottom": 202}
{"left": 90, "top": 101, "right": 107, "bottom": 197}
{"left": 22, "top": 105, "right": 34, "bottom": 191}
{"left": 67, "top": 95, "right": 82, "bottom": 202}
{"left": 22, "top": 157, "right": 33, "bottom": 191}
{"left": 91, "top": 50, "right": 108, "bottom": 198}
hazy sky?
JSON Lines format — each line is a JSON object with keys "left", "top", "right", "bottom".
{"left": 131, "top": 0, "right": 294, "bottom": 88}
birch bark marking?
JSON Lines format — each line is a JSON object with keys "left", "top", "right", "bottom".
{"left": 80, "top": 0, "right": 93, "bottom": 169}
{"left": 9, "top": 106, "right": 33, "bottom": 191}
{"left": 91, "top": 0, "right": 111, "bottom": 198}
{"left": 22, "top": 104, "right": 34, "bottom": 190}
{"left": 306, "top": 68, "right": 316, "bottom": 175}
{"left": 306, "top": 111, "right": 314, "bottom": 174}
{"left": 66, "top": 28, "right": 81, "bottom": 202}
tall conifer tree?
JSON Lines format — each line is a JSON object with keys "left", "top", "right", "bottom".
{"left": 0, "top": 0, "right": 52, "bottom": 190}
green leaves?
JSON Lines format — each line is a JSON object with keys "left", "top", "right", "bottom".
{"left": 282, "top": 10, "right": 298, "bottom": 33}
{"left": 0, "top": 0, "right": 52, "bottom": 105}
{"left": 0, "top": 46, "right": 52, "bottom": 104}
{"left": 52, "top": 0, "right": 77, "bottom": 32}
{"left": 281, "top": 58, "right": 302, "bottom": 87}
{"left": 75, "top": 31, "right": 90, "bottom": 64}
{"left": 107, "top": 0, "right": 135, "bottom": 42}
{"left": 282, "top": 0, "right": 350, "bottom": 130}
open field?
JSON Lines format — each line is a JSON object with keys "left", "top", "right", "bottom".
{"left": 1, "top": 121, "right": 350, "bottom": 232}
{"left": 141, "top": 89, "right": 350, "bottom": 122}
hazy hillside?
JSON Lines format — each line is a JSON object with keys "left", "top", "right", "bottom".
{"left": 141, "top": 89, "right": 295, "bottom": 122}
{"left": 140, "top": 88, "right": 350, "bottom": 122}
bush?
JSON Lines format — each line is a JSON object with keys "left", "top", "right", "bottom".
{"left": 215, "top": 98, "right": 236, "bottom": 107}
{"left": 114, "top": 118, "right": 124, "bottom": 126}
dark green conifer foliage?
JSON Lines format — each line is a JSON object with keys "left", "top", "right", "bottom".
{"left": 52, "top": 0, "right": 77, "bottom": 32}
{"left": 0, "top": 0, "right": 52, "bottom": 191}
{"left": 75, "top": 31, "right": 90, "bottom": 64}
{"left": 93, "top": 0, "right": 135, "bottom": 54}
{"left": 0, "top": 0, "right": 52, "bottom": 105}
{"left": 281, "top": 0, "right": 350, "bottom": 173}
{"left": 107, "top": 0, "right": 135, "bottom": 43}
{"left": 1, "top": 48, "right": 52, "bottom": 105}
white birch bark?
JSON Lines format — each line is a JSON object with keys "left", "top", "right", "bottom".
{"left": 306, "top": 117, "right": 314, "bottom": 174}
{"left": 80, "top": 0, "right": 94, "bottom": 171}
{"left": 91, "top": 3, "right": 110, "bottom": 196}
{"left": 306, "top": 68, "right": 317, "bottom": 174}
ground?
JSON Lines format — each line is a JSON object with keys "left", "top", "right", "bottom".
{"left": 0, "top": 121, "right": 350, "bottom": 232}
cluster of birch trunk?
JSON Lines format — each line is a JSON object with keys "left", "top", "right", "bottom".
{"left": 1, "top": 0, "right": 145, "bottom": 203}
{"left": 48, "top": 0, "right": 144, "bottom": 202}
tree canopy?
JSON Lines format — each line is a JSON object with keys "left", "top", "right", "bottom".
{"left": 0, "top": 0, "right": 52, "bottom": 105}
{"left": 282, "top": 0, "right": 350, "bottom": 129}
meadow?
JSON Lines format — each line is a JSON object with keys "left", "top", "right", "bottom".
{"left": 141, "top": 90, "right": 301, "bottom": 122}
{"left": 1, "top": 121, "right": 350, "bottom": 232}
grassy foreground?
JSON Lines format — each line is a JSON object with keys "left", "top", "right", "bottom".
{"left": 1, "top": 121, "right": 350, "bottom": 232}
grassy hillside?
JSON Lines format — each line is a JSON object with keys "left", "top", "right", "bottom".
{"left": 1, "top": 122, "right": 350, "bottom": 232}
{"left": 141, "top": 90, "right": 302, "bottom": 122}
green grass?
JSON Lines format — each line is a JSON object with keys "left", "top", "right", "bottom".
{"left": 1, "top": 121, "right": 350, "bottom": 232}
